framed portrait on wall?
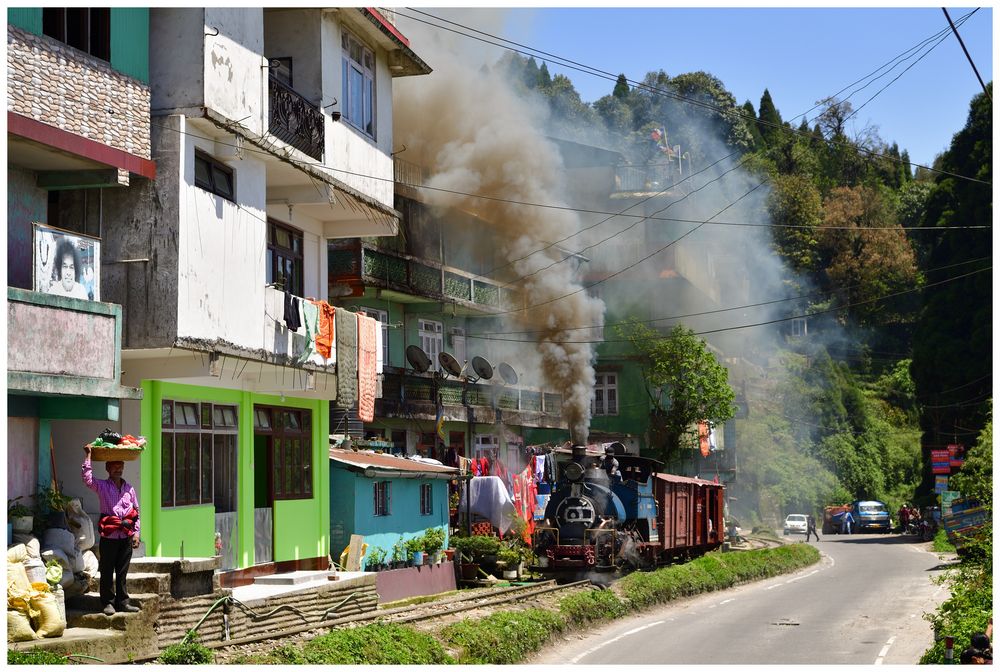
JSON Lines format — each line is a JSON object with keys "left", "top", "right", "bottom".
{"left": 33, "top": 223, "right": 100, "bottom": 301}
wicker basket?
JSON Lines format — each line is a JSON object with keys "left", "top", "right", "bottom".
{"left": 89, "top": 445, "right": 144, "bottom": 462}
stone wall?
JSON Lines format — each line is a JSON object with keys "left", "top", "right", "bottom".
{"left": 7, "top": 25, "right": 151, "bottom": 159}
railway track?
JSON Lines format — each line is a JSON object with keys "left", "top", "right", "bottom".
{"left": 210, "top": 579, "right": 593, "bottom": 663}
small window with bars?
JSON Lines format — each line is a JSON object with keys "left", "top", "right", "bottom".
{"left": 374, "top": 481, "right": 391, "bottom": 516}
{"left": 420, "top": 483, "right": 433, "bottom": 516}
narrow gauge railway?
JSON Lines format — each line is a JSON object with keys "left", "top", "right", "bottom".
{"left": 533, "top": 444, "right": 725, "bottom": 582}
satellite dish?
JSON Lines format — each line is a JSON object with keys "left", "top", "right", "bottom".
{"left": 497, "top": 362, "right": 519, "bottom": 386}
{"left": 405, "top": 345, "right": 431, "bottom": 373}
{"left": 471, "top": 356, "right": 494, "bottom": 381}
{"left": 438, "top": 351, "right": 464, "bottom": 378}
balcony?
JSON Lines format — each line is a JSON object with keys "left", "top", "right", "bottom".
{"left": 612, "top": 160, "right": 693, "bottom": 197}
{"left": 376, "top": 370, "right": 565, "bottom": 429}
{"left": 268, "top": 75, "right": 325, "bottom": 161}
{"left": 7, "top": 288, "right": 141, "bottom": 400}
{"left": 328, "top": 241, "right": 523, "bottom": 314}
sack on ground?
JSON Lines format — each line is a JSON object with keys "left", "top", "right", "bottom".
{"left": 7, "top": 561, "right": 31, "bottom": 594}
{"left": 30, "top": 589, "right": 65, "bottom": 638}
{"left": 23, "top": 557, "right": 46, "bottom": 585}
{"left": 66, "top": 499, "right": 96, "bottom": 551}
{"left": 25, "top": 537, "right": 41, "bottom": 559}
{"left": 41, "top": 528, "right": 76, "bottom": 557}
{"left": 7, "top": 544, "right": 27, "bottom": 564}
{"left": 68, "top": 549, "right": 85, "bottom": 574}
{"left": 82, "top": 550, "right": 99, "bottom": 577}
{"left": 7, "top": 608, "right": 38, "bottom": 642}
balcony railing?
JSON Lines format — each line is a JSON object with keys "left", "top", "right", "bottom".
{"left": 329, "top": 241, "right": 523, "bottom": 313}
{"left": 378, "top": 371, "right": 563, "bottom": 420}
{"left": 613, "top": 158, "right": 693, "bottom": 194}
{"left": 268, "top": 75, "right": 325, "bottom": 161}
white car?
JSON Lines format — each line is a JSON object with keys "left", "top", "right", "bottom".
{"left": 784, "top": 514, "right": 808, "bottom": 535}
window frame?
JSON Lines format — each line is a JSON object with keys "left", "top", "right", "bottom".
{"left": 267, "top": 219, "right": 305, "bottom": 296}
{"left": 42, "top": 8, "right": 110, "bottom": 62}
{"left": 160, "top": 400, "right": 238, "bottom": 509}
{"left": 254, "top": 406, "right": 313, "bottom": 501}
{"left": 374, "top": 481, "right": 391, "bottom": 517}
{"left": 194, "top": 150, "right": 236, "bottom": 202}
{"left": 592, "top": 372, "right": 619, "bottom": 417}
{"left": 418, "top": 319, "right": 443, "bottom": 372}
{"left": 419, "top": 482, "right": 433, "bottom": 516}
{"left": 341, "top": 29, "right": 376, "bottom": 139}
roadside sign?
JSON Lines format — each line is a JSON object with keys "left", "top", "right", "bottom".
{"left": 934, "top": 475, "right": 949, "bottom": 493}
{"left": 941, "top": 490, "right": 960, "bottom": 516}
{"left": 931, "top": 449, "right": 951, "bottom": 474}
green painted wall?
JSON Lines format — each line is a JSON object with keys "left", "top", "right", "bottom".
{"left": 7, "top": 8, "right": 148, "bottom": 84}
{"left": 8, "top": 8, "right": 41, "bottom": 34}
{"left": 109, "top": 8, "right": 149, "bottom": 84}
{"left": 140, "top": 381, "right": 329, "bottom": 568}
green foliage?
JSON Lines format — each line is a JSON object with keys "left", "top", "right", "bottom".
{"left": 422, "top": 527, "right": 446, "bottom": 554}
{"left": 404, "top": 536, "right": 425, "bottom": 555}
{"left": 159, "top": 633, "right": 214, "bottom": 665}
{"left": 756, "top": 88, "right": 783, "bottom": 145}
{"left": 300, "top": 623, "right": 453, "bottom": 665}
{"left": 618, "top": 321, "right": 736, "bottom": 463}
{"left": 617, "top": 545, "right": 820, "bottom": 610}
{"left": 932, "top": 527, "right": 956, "bottom": 553}
{"left": 559, "top": 588, "right": 628, "bottom": 624}
{"left": 441, "top": 608, "right": 565, "bottom": 664}
{"left": 8, "top": 649, "right": 68, "bottom": 665}
{"left": 7, "top": 496, "right": 32, "bottom": 518}
{"left": 767, "top": 172, "right": 823, "bottom": 273}
{"left": 364, "top": 545, "right": 387, "bottom": 570}
{"left": 453, "top": 535, "right": 501, "bottom": 561}
{"left": 950, "top": 404, "right": 992, "bottom": 509}
{"left": 612, "top": 73, "right": 630, "bottom": 99}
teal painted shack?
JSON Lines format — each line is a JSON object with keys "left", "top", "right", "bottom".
{"left": 329, "top": 448, "right": 454, "bottom": 569}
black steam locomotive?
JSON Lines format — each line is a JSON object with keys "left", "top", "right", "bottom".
{"left": 533, "top": 444, "right": 724, "bottom": 577}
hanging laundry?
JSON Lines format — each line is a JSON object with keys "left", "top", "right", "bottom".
{"left": 296, "top": 300, "right": 319, "bottom": 364}
{"left": 357, "top": 313, "right": 378, "bottom": 423}
{"left": 374, "top": 321, "right": 384, "bottom": 374}
{"left": 335, "top": 308, "right": 358, "bottom": 407}
{"left": 313, "top": 301, "right": 336, "bottom": 360}
{"left": 283, "top": 292, "right": 301, "bottom": 331}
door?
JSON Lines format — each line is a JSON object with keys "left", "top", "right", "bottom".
{"left": 213, "top": 430, "right": 239, "bottom": 570}
{"left": 674, "top": 487, "right": 689, "bottom": 548}
{"left": 253, "top": 408, "right": 274, "bottom": 565}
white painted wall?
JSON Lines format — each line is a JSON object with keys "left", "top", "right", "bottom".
{"left": 203, "top": 8, "right": 265, "bottom": 137}
{"left": 175, "top": 117, "right": 268, "bottom": 350}
{"left": 323, "top": 16, "right": 395, "bottom": 209}
{"left": 149, "top": 8, "right": 205, "bottom": 113}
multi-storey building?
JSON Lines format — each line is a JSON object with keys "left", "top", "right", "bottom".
{"left": 9, "top": 7, "right": 430, "bottom": 585}
{"left": 327, "top": 156, "right": 568, "bottom": 473}
{"left": 7, "top": 7, "right": 154, "bottom": 517}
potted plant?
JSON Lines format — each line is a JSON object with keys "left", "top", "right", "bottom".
{"left": 365, "top": 546, "right": 387, "bottom": 572}
{"left": 37, "top": 483, "right": 72, "bottom": 529}
{"left": 422, "top": 527, "right": 446, "bottom": 563}
{"left": 404, "top": 537, "right": 424, "bottom": 566}
{"left": 449, "top": 491, "right": 460, "bottom": 519}
{"left": 498, "top": 547, "right": 521, "bottom": 579}
{"left": 390, "top": 539, "right": 407, "bottom": 569}
{"left": 8, "top": 497, "right": 33, "bottom": 536}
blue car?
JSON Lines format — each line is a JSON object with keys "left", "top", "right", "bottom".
{"left": 852, "top": 500, "right": 891, "bottom": 532}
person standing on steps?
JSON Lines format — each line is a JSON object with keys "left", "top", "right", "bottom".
{"left": 82, "top": 445, "right": 141, "bottom": 616}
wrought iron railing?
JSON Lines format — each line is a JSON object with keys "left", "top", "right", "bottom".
{"left": 268, "top": 75, "right": 325, "bottom": 161}
{"left": 377, "top": 371, "right": 563, "bottom": 417}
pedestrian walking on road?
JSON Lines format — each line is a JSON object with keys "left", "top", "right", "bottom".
{"left": 806, "top": 515, "right": 820, "bottom": 541}
{"left": 842, "top": 511, "right": 854, "bottom": 535}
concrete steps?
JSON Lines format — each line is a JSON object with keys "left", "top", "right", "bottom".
{"left": 252, "top": 570, "right": 337, "bottom": 586}
{"left": 66, "top": 592, "right": 158, "bottom": 631}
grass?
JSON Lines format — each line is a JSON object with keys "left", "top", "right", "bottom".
{"left": 440, "top": 608, "right": 565, "bottom": 664}
{"left": 931, "top": 528, "right": 956, "bottom": 553}
{"left": 8, "top": 650, "right": 69, "bottom": 665}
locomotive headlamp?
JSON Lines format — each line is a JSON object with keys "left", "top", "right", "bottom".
{"left": 563, "top": 462, "right": 584, "bottom": 482}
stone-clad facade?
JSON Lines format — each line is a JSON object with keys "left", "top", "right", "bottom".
{"left": 7, "top": 25, "right": 151, "bottom": 159}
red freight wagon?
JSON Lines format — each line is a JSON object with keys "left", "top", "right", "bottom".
{"left": 654, "top": 472, "right": 725, "bottom": 561}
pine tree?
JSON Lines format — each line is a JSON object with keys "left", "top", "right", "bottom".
{"left": 613, "top": 73, "right": 630, "bottom": 99}
{"left": 742, "top": 100, "right": 763, "bottom": 149}
{"left": 757, "top": 89, "right": 783, "bottom": 145}
{"left": 522, "top": 57, "right": 540, "bottom": 89}
{"left": 538, "top": 62, "right": 552, "bottom": 88}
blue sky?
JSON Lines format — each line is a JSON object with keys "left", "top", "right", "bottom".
{"left": 421, "top": 7, "right": 992, "bottom": 170}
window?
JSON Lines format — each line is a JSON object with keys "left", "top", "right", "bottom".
{"left": 592, "top": 373, "right": 618, "bottom": 416}
{"left": 374, "top": 481, "right": 390, "bottom": 516}
{"left": 269, "top": 56, "right": 293, "bottom": 87}
{"left": 474, "top": 434, "right": 498, "bottom": 459}
{"left": 420, "top": 483, "right": 433, "bottom": 516}
{"left": 341, "top": 30, "right": 376, "bottom": 138}
{"left": 161, "top": 400, "right": 238, "bottom": 509}
{"left": 419, "top": 320, "right": 443, "bottom": 372}
{"left": 194, "top": 151, "right": 235, "bottom": 202}
{"left": 363, "top": 307, "right": 389, "bottom": 367}
{"left": 43, "top": 8, "right": 110, "bottom": 61}
{"left": 256, "top": 408, "right": 313, "bottom": 500}
{"left": 791, "top": 317, "right": 808, "bottom": 338}
{"left": 267, "top": 219, "right": 304, "bottom": 295}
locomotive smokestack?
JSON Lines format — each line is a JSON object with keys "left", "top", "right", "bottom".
{"left": 571, "top": 444, "right": 587, "bottom": 464}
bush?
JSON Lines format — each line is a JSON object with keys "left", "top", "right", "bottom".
{"left": 932, "top": 528, "right": 956, "bottom": 553}
{"left": 559, "top": 588, "right": 628, "bottom": 624}
{"left": 8, "top": 649, "right": 68, "bottom": 665}
{"left": 921, "top": 535, "right": 992, "bottom": 664}
{"left": 159, "top": 633, "right": 214, "bottom": 665}
{"left": 441, "top": 608, "right": 564, "bottom": 664}
{"left": 453, "top": 535, "right": 501, "bottom": 561}
{"left": 300, "top": 623, "right": 453, "bottom": 665}
{"left": 423, "top": 527, "right": 446, "bottom": 554}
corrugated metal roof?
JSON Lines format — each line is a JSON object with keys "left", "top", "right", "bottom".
{"left": 329, "top": 448, "right": 457, "bottom": 474}
{"left": 654, "top": 472, "right": 720, "bottom": 486}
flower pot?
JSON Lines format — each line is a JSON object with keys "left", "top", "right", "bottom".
{"left": 444, "top": 549, "right": 455, "bottom": 562}
{"left": 412, "top": 551, "right": 424, "bottom": 566}
{"left": 537, "top": 555, "right": 549, "bottom": 568}
{"left": 503, "top": 569, "right": 518, "bottom": 580}
{"left": 12, "top": 515, "right": 33, "bottom": 533}
{"left": 459, "top": 563, "right": 480, "bottom": 580}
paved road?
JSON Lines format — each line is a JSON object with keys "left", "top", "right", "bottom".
{"left": 531, "top": 534, "right": 953, "bottom": 665}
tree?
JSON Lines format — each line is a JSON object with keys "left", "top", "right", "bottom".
{"left": 538, "top": 62, "right": 552, "bottom": 88}
{"left": 950, "top": 403, "right": 992, "bottom": 509}
{"left": 757, "top": 88, "right": 783, "bottom": 145}
{"left": 522, "top": 57, "right": 540, "bottom": 89}
{"left": 617, "top": 321, "right": 736, "bottom": 464}
{"left": 612, "top": 73, "right": 630, "bottom": 99}
{"left": 742, "top": 100, "right": 764, "bottom": 149}
{"left": 767, "top": 173, "right": 823, "bottom": 274}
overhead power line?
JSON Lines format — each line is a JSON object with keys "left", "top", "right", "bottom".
{"left": 398, "top": 7, "right": 989, "bottom": 186}
{"left": 942, "top": 7, "right": 992, "bottom": 101}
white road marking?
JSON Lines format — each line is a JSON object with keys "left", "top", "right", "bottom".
{"left": 785, "top": 569, "right": 818, "bottom": 583}
{"left": 875, "top": 635, "right": 897, "bottom": 664}
{"left": 720, "top": 598, "right": 735, "bottom": 605}
{"left": 765, "top": 584, "right": 781, "bottom": 590}
{"left": 568, "top": 620, "right": 665, "bottom": 664}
